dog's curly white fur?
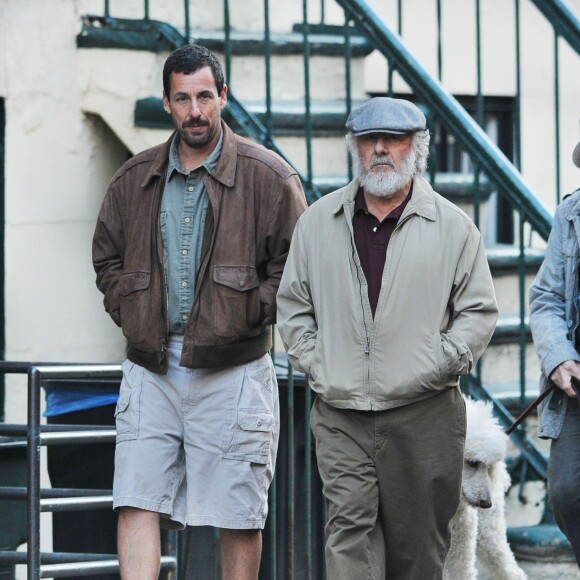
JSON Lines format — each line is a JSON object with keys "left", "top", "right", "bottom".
{"left": 443, "top": 397, "right": 527, "bottom": 580}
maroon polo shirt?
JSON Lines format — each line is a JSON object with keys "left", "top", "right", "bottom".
{"left": 352, "top": 184, "right": 412, "bottom": 317}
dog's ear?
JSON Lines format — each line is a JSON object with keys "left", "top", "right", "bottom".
{"left": 489, "top": 461, "right": 511, "bottom": 493}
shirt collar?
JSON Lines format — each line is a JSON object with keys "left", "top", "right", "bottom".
{"left": 353, "top": 182, "right": 413, "bottom": 219}
{"left": 166, "top": 130, "right": 224, "bottom": 181}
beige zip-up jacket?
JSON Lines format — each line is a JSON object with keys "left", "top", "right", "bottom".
{"left": 277, "top": 176, "right": 498, "bottom": 410}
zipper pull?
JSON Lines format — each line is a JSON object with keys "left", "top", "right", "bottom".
{"left": 365, "top": 337, "right": 370, "bottom": 354}
{"left": 161, "top": 338, "right": 167, "bottom": 352}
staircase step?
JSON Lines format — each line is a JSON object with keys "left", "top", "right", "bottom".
{"left": 481, "top": 340, "right": 539, "bottom": 388}
{"left": 487, "top": 245, "right": 545, "bottom": 273}
{"left": 491, "top": 314, "right": 531, "bottom": 345}
{"left": 486, "top": 245, "right": 545, "bottom": 315}
{"left": 191, "top": 28, "right": 373, "bottom": 57}
{"left": 192, "top": 33, "right": 369, "bottom": 101}
{"left": 136, "top": 98, "right": 365, "bottom": 135}
{"left": 240, "top": 100, "right": 362, "bottom": 136}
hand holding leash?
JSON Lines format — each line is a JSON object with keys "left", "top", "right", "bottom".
{"left": 550, "top": 359, "right": 580, "bottom": 398}
{"left": 505, "top": 375, "right": 580, "bottom": 435}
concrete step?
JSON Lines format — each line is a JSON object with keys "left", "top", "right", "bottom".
{"left": 481, "top": 315, "right": 539, "bottom": 386}
{"left": 193, "top": 29, "right": 372, "bottom": 102}
{"left": 487, "top": 245, "right": 545, "bottom": 315}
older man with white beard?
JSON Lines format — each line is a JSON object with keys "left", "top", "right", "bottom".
{"left": 277, "top": 97, "right": 498, "bottom": 579}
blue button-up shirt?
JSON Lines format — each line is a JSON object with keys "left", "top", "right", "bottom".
{"left": 160, "top": 132, "right": 223, "bottom": 334}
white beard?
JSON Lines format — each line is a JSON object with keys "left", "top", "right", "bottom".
{"left": 355, "top": 148, "right": 417, "bottom": 199}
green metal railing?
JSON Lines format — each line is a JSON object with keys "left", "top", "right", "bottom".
{"left": 73, "top": 0, "right": 580, "bottom": 573}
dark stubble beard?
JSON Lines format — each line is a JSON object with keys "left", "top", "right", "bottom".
{"left": 179, "top": 118, "right": 219, "bottom": 149}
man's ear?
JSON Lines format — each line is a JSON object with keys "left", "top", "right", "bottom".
{"left": 219, "top": 84, "right": 228, "bottom": 110}
{"left": 162, "top": 92, "right": 171, "bottom": 114}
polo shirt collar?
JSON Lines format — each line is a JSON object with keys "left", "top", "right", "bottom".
{"left": 353, "top": 184, "right": 413, "bottom": 220}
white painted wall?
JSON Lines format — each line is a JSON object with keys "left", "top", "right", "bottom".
{"left": 1, "top": 1, "right": 129, "bottom": 426}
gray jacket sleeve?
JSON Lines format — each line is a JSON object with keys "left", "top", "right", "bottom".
{"left": 276, "top": 218, "right": 318, "bottom": 375}
{"left": 442, "top": 230, "right": 498, "bottom": 375}
{"left": 530, "top": 204, "right": 580, "bottom": 378}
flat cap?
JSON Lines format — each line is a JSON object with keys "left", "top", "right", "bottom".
{"left": 574, "top": 140, "right": 580, "bottom": 169}
{"left": 346, "top": 97, "right": 426, "bottom": 136}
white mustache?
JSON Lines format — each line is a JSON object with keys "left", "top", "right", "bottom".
{"left": 370, "top": 157, "right": 395, "bottom": 168}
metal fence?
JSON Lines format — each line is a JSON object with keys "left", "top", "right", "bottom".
{"left": 0, "top": 359, "right": 324, "bottom": 579}
{"left": 0, "top": 362, "right": 177, "bottom": 579}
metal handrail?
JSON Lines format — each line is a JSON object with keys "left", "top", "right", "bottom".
{"left": 335, "top": 0, "right": 554, "bottom": 240}
{"left": 0, "top": 362, "right": 178, "bottom": 579}
{"left": 529, "top": 0, "right": 580, "bottom": 53}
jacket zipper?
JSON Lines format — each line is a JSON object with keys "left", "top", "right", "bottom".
{"left": 155, "top": 181, "right": 169, "bottom": 356}
{"left": 350, "top": 235, "right": 372, "bottom": 403}
{"left": 160, "top": 241, "right": 169, "bottom": 353}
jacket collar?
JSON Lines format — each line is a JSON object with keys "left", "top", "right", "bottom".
{"left": 210, "top": 121, "right": 237, "bottom": 187}
{"left": 141, "top": 132, "right": 174, "bottom": 188}
{"left": 565, "top": 189, "right": 580, "bottom": 221}
{"left": 140, "top": 119, "right": 237, "bottom": 188}
{"left": 332, "top": 175, "right": 437, "bottom": 221}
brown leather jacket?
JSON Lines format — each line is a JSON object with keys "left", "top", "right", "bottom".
{"left": 92, "top": 121, "right": 307, "bottom": 373}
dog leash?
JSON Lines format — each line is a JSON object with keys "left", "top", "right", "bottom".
{"left": 504, "top": 385, "right": 554, "bottom": 435}
{"left": 505, "top": 378, "right": 580, "bottom": 435}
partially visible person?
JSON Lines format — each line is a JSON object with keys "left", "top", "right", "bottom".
{"left": 277, "top": 97, "right": 498, "bottom": 579}
{"left": 529, "top": 136, "right": 580, "bottom": 567}
{"left": 93, "top": 43, "right": 306, "bottom": 580}
{"left": 45, "top": 393, "right": 119, "bottom": 580}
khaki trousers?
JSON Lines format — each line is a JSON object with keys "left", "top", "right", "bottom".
{"left": 310, "top": 388, "right": 465, "bottom": 580}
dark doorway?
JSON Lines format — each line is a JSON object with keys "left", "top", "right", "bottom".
{"left": 434, "top": 96, "right": 515, "bottom": 244}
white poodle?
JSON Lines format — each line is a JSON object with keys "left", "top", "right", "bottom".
{"left": 443, "top": 397, "right": 527, "bottom": 580}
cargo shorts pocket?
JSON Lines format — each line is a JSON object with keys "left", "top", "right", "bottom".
{"left": 115, "top": 360, "right": 144, "bottom": 443}
{"left": 222, "top": 356, "right": 277, "bottom": 464}
{"left": 222, "top": 411, "right": 275, "bottom": 464}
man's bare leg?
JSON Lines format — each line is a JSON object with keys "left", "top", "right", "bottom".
{"left": 220, "top": 529, "right": 262, "bottom": 580}
{"left": 118, "top": 507, "right": 160, "bottom": 580}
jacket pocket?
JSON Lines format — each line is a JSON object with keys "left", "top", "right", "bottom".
{"left": 118, "top": 271, "right": 151, "bottom": 344}
{"left": 384, "top": 331, "right": 447, "bottom": 396}
{"left": 115, "top": 360, "right": 144, "bottom": 443}
{"left": 432, "top": 331, "right": 450, "bottom": 381}
{"left": 213, "top": 265, "right": 261, "bottom": 337}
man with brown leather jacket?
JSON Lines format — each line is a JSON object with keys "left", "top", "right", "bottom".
{"left": 92, "top": 44, "right": 306, "bottom": 580}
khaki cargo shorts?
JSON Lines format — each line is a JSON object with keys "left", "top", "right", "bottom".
{"left": 112, "top": 337, "right": 280, "bottom": 530}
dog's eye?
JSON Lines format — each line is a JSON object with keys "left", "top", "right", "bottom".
{"left": 468, "top": 460, "right": 480, "bottom": 468}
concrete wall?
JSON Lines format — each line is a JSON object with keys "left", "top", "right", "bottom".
{"left": 1, "top": 1, "right": 129, "bottom": 424}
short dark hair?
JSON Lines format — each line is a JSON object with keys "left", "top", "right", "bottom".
{"left": 163, "top": 44, "right": 225, "bottom": 97}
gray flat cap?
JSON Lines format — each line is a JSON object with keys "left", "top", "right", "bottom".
{"left": 346, "top": 97, "right": 426, "bottom": 136}
{"left": 574, "top": 140, "right": 580, "bottom": 169}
